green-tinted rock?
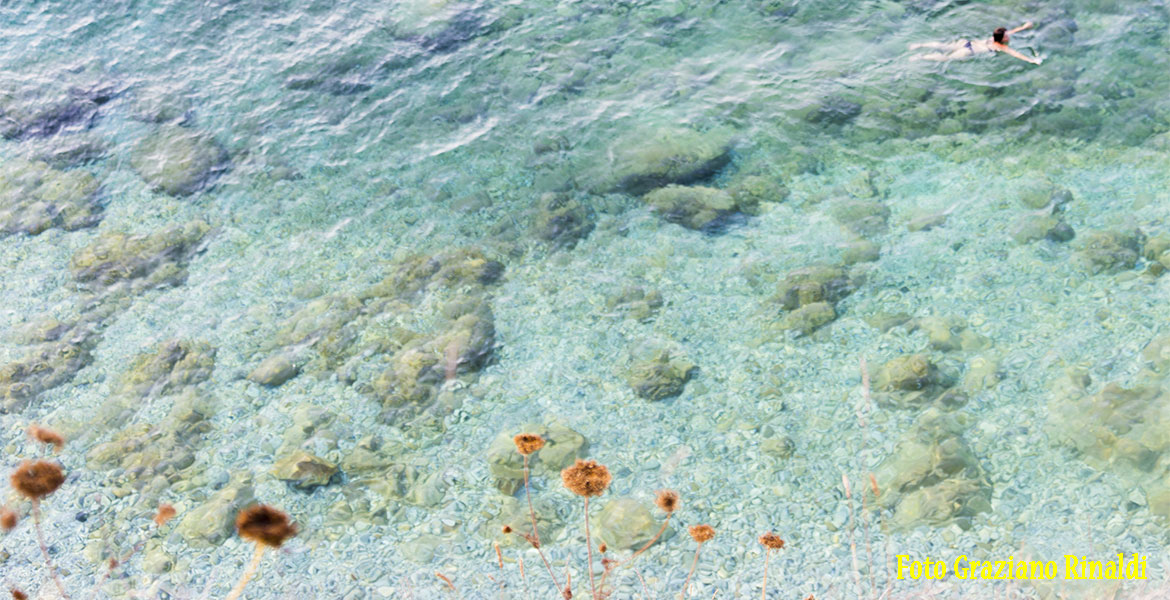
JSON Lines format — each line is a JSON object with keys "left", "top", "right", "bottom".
{"left": 644, "top": 185, "right": 737, "bottom": 230}
{"left": 69, "top": 220, "right": 210, "bottom": 291}
{"left": 532, "top": 192, "right": 594, "bottom": 248}
{"left": 0, "top": 336, "right": 94, "bottom": 414}
{"left": 830, "top": 198, "right": 890, "bottom": 236}
{"left": 910, "top": 316, "right": 988, "bottom": 353}
{"left": 117, "top": 339, "right": 215, "bottom": 398}
{"left": 130, "top": 124, "right": 229, "bottom": 195}
{"left": 780, "top": 301, "right": 836, "bottom": 335}
{"left": 249, "top": 354, "right": 299, "bottom": 386}
{"left": 1047, "top": 381, "right": 1170, "bottom": 478}
{"left": 773, "top": 265, "right": 854, "bottom": 311}
{"left": 176, "top": 474, "right": 254, "bottom": 546}
{"left": 1076, "top": 230, "right": 1140, "bottom": 273}
{"left": 489, "top": 496, "right": 564, "bottom": 547}
{"left": 907, "top": 212, "right": 948, "bottom": 232}
{"left": 1018, "top": 183, "right": 1074, "bottom": 211}
{"left": 595, "top": 497, "right": 673, "bottom": 550}
{"left": 873, "top": 353, "right": 960, "bottom": 408}
{"left": 605, "top": 286, "right": 663, "bottom": 322}
{"left": 842, "top": 239, "right": 880, "bottom": 264}
{"left": 1011, "top": 213, "right": 1074, "bottom": 245}
{"left": 1142, "top": 335, "right": 1170, "bottom": 373}
{"left": 612, "top": 127, "right": 731, "bottom": 195}
{"left": 1, "top": 158, "right": 102, "bottom": 235}
{"left": 486, "top": 423, "right": 588, "bottom": 494}
{"left": 627, "top": 349, "right": 696, "bottom": 401}
{"left": 727, "top": 175, "right": 788, "bottom": 211}
{"left": 874, "top": 409, "right": 990, "bottom": 530}
{"left": 272, "top": 450, "right": 337, "bottom": 489}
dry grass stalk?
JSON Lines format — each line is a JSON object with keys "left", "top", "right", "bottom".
{"left": 683, "top": 525, "right": 716, "bottom": 598}
{"left": 759, "top": 532, "right": 784, "bottom": 600}
{"left": 506, "top": 435, "right": 566, "bottom": 598}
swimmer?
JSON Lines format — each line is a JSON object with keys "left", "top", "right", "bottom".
{"left": 910, "top": 22, "right": 1041, "bottom": 64}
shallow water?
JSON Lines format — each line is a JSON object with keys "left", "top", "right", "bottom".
{"left": 2, "top": 0, "right": 1170, "bottom": 598}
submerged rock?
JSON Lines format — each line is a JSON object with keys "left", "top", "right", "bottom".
{"left": 532, "top": 192, "right": 595, "bottom": 248}
{"left": 26, "top": 133, "right": 109, "bottom": 169}
{"left": 841, "top": 238, "right": 881, "bottom": 265}
{"left": 611, "top": 127, "right": 731, "bottom": 195}
{"left": 272, "top": 450, "right": 338, "bottom": 489}
{"left": 1018, "top": 183, "right": 1074, "bottom": 211}
{"left": 176, "top": 474, "right": 255, "bottom": 546}
{"left": 130, "top": 125, "right": 229, "bottom": 196}
{"left": 70, "top": 220, "right": 210, "bottom": 292}
{"left": 490, "top": 496, "right": 564, "bottom": 547}
{"left": 770, "top": 264, "right": 858, "bottom": 335}
{"left": 830, "top": 198, "right": 890, "bottom": 237}
{"left": 486, "top": 423, "right": 588, "bottom": 495}
{"left": 116, "top": 339, "right": 215, "bottom": 398}
{"left": 249, "top": 354, "right": 299, "bottom": 386}
{"left": 1010, "top": 213, "right": 1074, "bottom": 244}
{"left": 873, "top": 409, "right": 991, "bottom": 530}
{"left": 773, "top": 265, "right": 855, "bottom": 311}
{"left": 727, "top": 174, "right": 789, "bottom": 208}
{"left": 908, "top": 316, "right": 989, "bottom": 353}
{"left": 0, "top": 75, "right": 112, "bottom": 139}
{"left": 780, "top": 301, "right": 837, "bottom": 336}
{"left": 643, "top": 185, "right": 741, "bottom": 231}
{"left": 1076, "top": 230, "right": 1141, "bottom": 274}
{"left": 595, "top": 497, "right": 673, "bottom": 550}
{"left": 0, "top": 337, "right": 94, "bottom": 414}
{"left": 627, "top": 349, "right": 696, "bottom": 401}
{"left": 1, "top": 158, "right": 102, "bottom": 235}
{"left": 605, "top": 286, "right": 664, "bottom": 322}
{"left": 873, "top": 353, "right": 960, "bottom": 408}
{"left": 805, "top": 95, "right": 862, "bottom": 125}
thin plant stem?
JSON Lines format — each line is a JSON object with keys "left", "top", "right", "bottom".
{"left": 224, "top": 544, "right": 266, "bottom": 600}
{"left": 632, "top": 564, "right": 652, "bottom": 600}
{"left": 761, "top": 548, "right": 771, "bottom": 600}
{"left": 682, "top": 542, "right": 704, "bottom": 598}
{"left": 599, "top": 513, "right": 672, "bottom": 593}
{"left": 32, "top": 500, "right": 71, "bottom": 600}
{"left": 627, "top": 514, "right": 671, "bottom": 564}
{"left": 523, "top": 455, "right": 563, "bottom": 596}
{"left": 584, "top": 496, "right": 597, "bottom": 600}
{"left": 843, "top": 473, "right": 863, "bottom": 598}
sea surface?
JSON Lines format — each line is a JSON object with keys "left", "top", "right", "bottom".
{"left": 2, "top": 0, "right": 1170, "bottom": 598}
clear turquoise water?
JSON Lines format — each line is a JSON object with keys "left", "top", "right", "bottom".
{"left": 2, "top": 0, "right": 1170, "bottom": 598}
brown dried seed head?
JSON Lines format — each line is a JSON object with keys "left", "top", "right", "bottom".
{"left": 688, "top": 524, "right": 715, "bottom": 543}
{"left": 236, "top": 505, "right": 297, "bottom": 548}
{"left": 561, "top": 459, "right": 612, "bottom": 497}
{"left": 759, "top": 532, "right": 785, "bottom": 550}
{"left": 654, "top": 489, "right": 679, "bottom": 513}
{"left": 27, "top": 425, "right": 65, "bottom": 452}
{"left": 10, "top": 460, "right": 65, "bottom": 500}
{"left": 513, "top": 433, "right": 545, "bottom": 456}
{"left": 598, "top": 542, "right": 607, "bottom": 553}
{"left": 12, "top": 589, "right": 28, "bottom": 600}
{"left": 501, "top": 525, "right": 513, "bottom": 534}
{"left": 1, "top": 507, "right": 17, "bottom": 531}
{"left": 154, "top": 503, "right": 177, "bottom": 527}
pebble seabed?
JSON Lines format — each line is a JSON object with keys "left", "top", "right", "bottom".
{"left": 3, "top": 1, "right": 1170, "bottom": 599}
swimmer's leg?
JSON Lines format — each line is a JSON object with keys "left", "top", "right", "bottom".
{"left": 909, "top": 41, "right": 958, "bottom": 50}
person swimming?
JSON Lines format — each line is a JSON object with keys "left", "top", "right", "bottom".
{"left": 910, "top": 22, "right": 1041, "bottom": 64}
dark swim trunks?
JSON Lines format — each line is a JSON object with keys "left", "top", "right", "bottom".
{"left": 964, "top": 40, "right": 975, "bottom": 55}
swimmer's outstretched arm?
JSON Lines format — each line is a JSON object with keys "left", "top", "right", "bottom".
{"left": 999, "top": 44, "right": 1042, "bottom": 65}
{"left": 1009, "top": 21, "right": 1034, "bottom": 34}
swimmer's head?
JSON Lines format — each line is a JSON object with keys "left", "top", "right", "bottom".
{"left": 993, "top": 27, "right": 1008, "bottom": 44}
